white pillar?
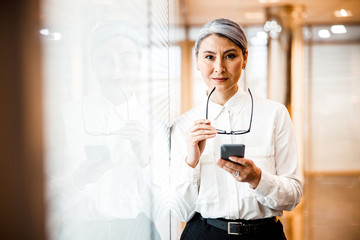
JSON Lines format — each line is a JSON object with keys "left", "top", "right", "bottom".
{"left": 265, "top": 4, "right": 305, "bottom": 175}
{"left": 265, "top": 5, "right": 306, "bottom": 240}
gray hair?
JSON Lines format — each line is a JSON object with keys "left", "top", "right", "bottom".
{"left": 194, "top": 18, "right": 247, "bottom": 57}
{"left": 90, "top": 20, "right": 142, "bottom": 58}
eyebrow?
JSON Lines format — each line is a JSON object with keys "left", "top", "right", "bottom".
{"left": 202, "top": 48, "right": 238, "bottom": 54}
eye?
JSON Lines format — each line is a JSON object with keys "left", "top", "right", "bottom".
{"left": 94, "top": 51, "right": 114, "bottom": 70}
{"left": 225, "top": 53, "right": 236, "bottom": 59}
{"left": 205, "top": 55, "right": 214, "bottom": 60}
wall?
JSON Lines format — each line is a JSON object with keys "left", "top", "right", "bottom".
{"left": 305, "top": 28, "right": 360, "bottom": 173}
{"left": 0, "top": 1, "right": 45, "bottom": 239}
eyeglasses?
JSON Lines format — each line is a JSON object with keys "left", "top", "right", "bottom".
{"left": 206, "top": 87, "right": 253, "bottom": 135}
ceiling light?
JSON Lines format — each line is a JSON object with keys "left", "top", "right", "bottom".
{"left": 331, "top": 25, "right": 347, "bottom": 34}
{"left": 52, "top": 32, "right": 62, "bottom": 41}
{"left": 40, "top": 29, "right": 49, "bottom": 36}
{"left": 318, "top": 29, "right": 330, "bottom": 39}
{"left": 340, "top": 9, "right": 348, "bottom": 16}
{"left": 334, "top": 9, "right": 353, "bottom": 17}
{"left": 39, "top": 29, "right": 62, "bottom": 41}
{"left": 264, "top": 20, "right": 282, "bottom": 38}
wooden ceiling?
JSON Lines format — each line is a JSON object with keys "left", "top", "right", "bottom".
{"left": 180, "top": 0, "right": 360, "bottom": 26}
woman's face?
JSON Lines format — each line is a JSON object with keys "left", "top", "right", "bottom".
{"left": 196, "top": 34, "right": 247, "bottom": 96}
{"left": 92, "top": 35, "right": 140, "bottom": 87}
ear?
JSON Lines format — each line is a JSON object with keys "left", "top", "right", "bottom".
{"left": 195, "top": 52, "right": 200, "bottom": 70}
{"left": 242, "top": 50, "right": 248, "bottom": 69}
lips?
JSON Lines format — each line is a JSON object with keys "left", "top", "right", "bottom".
{"left": 212, "top": 77, "right": 228, "bottom": 82}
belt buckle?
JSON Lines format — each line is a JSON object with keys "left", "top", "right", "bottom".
{"left": 227, "top": 221, "right": 245, "bottom": 235}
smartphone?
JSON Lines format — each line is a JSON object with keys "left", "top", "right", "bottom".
{"left": 84, "top": 145, "right": 110, "bottom": 162}
{"left": 220, "top": 144, "right": 245, "bottom": 161}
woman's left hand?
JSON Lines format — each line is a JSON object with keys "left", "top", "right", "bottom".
{"left": 216, "top": 157, "right": 262, "bottom": 189}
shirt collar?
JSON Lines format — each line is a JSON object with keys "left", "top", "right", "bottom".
{"left": 83, "top": 92, "right": 136, "bottom": 118}
{"left": 203, "top": 88, "right": 248, "bottom": 121}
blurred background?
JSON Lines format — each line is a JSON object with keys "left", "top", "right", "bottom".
{"left": 0, "top": 0, "right": 359, "bottom": 239}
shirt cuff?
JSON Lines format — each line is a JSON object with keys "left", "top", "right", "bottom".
{"left": 249, "top": 170, "right": 274, "bottom": 196}
{"left": 181, "top": 158, "right": 200, "bottom": 184}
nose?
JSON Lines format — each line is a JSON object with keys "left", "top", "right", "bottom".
{"left": 113, "top": 55, "right": 125, "bottom": 76}
{"left": 214, "top": 58, "right": 225, "bottom": 73}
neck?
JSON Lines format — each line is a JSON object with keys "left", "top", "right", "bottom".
{"left": 100, "top": 85, "right": 132, "bottom": 106}
{"left": 209, "top": 86, "right": 238, "bottom": 105}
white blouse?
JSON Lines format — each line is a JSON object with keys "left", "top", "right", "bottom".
{"left": 48, "top": 93, "right": 149, "bottom": 220}
{"left": 170, "top": 88, "right": 303, "bottom": 222}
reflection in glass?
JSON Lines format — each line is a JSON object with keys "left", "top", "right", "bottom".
{"left": 44, "top": 4, "right": 172, "bottom": 237}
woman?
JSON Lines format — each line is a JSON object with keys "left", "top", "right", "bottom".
{"left": 170, "top": 18, "right": 303, "bottom": 239}
{"left": 47, "top": 21, "right": 162, "bottom": 240}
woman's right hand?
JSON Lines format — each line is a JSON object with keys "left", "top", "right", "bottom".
{"left": 185, "top": 119, "right": 217, "bottom": 168}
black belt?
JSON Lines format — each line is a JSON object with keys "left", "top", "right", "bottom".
{"left": 197, "top": 213, "right": 277, "bottom": 235}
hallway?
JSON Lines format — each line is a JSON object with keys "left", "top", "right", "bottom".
{"left": 1, "top": 1, "right": 359, "bottom": 239}
{"left": 282, "top": 175, "right": 360, "bottom": 240}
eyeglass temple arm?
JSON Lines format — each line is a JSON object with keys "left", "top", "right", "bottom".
{"left": 247, "top": 88, "right": 253, "bottom": 132}
{"left": 206, "top": 87, "right": 216, "bottom": 119}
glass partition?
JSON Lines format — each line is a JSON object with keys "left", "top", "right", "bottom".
{"left": 303, "top": 24, "right": 360, "bottom": 240}
{"left": 41, "top": 0, "right": 180, "bottom": 239}
{"left": 304, "top": 25, "right": 360, "bottom": 173}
